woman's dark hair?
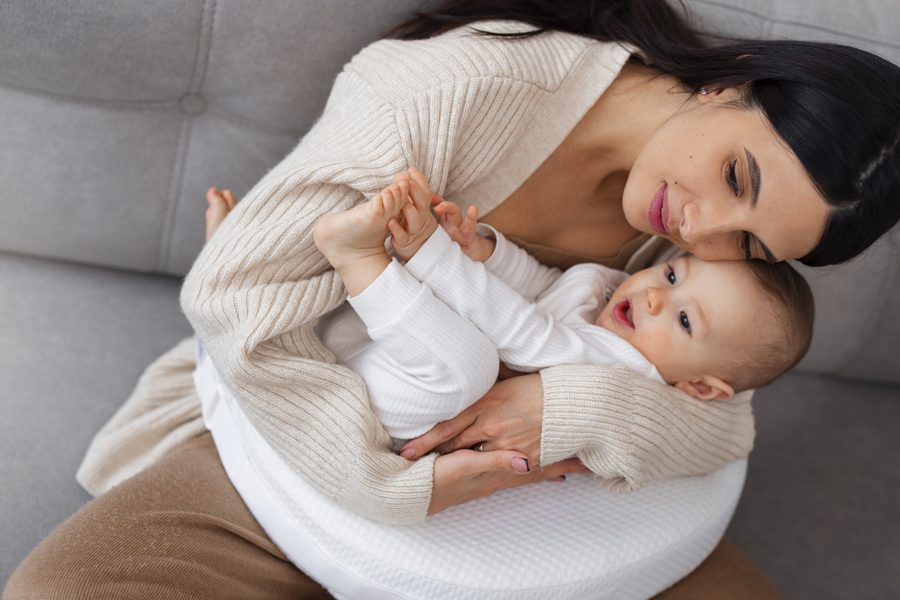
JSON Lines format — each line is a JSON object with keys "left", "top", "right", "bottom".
{"left": 388, "top": 0, "right": 900, "bottom": 266}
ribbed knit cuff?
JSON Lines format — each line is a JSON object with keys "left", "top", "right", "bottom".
{"left": 347, "top": 258, "right": 423, "bottom": 330}
{"left": 478, "top": 223, "right": 514, "bottom": 277}
{"left": 539, "top": 364, "right": 634, "bottom": 470}
{"left": 348, "top": 451, "right": 436, "bottom": 525}
{"left": 540, "top": 363, "right": 756, "bottom": 492}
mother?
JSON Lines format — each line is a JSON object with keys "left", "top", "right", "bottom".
{"left": 7, "top": 0, "right": 900, "bottom": 598}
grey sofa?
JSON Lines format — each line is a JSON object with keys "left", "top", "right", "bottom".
{"left": 2, "top": 1, "right": 898, "bottom": 598}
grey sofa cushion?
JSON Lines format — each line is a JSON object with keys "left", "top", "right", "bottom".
{"left": 0, "top": 252, "right": 190, "bottom": 584}
{"left": 0, "top": 0, "right": 425, "bottom": 276}
{"left": 728, "top": 372, "right": 900, "bottom": 600}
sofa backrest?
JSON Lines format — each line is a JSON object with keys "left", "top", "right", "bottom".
{"left": 2, "top": 0, "right": 897, "bottom": 384}
{"left": 0, "top": 0, "right": 423, "bottom": 275}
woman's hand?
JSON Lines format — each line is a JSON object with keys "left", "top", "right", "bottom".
{"left": 401, "top": 372, "right": 546, "bottom": 466}
{"left": 428, "top": 448, "right": 586, "bottom": 516}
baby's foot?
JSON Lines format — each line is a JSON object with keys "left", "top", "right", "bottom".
{"left": 314, "top": 179, "right": 410, "bottom": 271}
{"left": 205, "top": 187, "right": 237, "bottom": 242}
{"left": 389, "top": 167, "right": 439, "bottom": 261}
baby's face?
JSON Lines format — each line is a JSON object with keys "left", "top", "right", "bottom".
{"left": 596, "top": 256, "right": 765, "bottom": 385}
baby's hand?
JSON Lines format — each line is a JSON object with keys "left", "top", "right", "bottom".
{"left": 388, "top": 167, "right": 438, "bottom": 261}
{"left": 433, "top": 199, "right": 495, "bottom": 263}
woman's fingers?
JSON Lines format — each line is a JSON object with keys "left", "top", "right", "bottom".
{"left": 428, "top": 449, "right": 531, "bottom": 515}
{"left": 434, "top": 426, "right": 486, "bottom": 454}
{"left": 400, "top": 411, "right": 478, "bottom": 459}
{"left": 428, "top": 450, "right": 592, "bottom": 515}
{"left": 404, "top": 374, "right": 545, "bottom": 465}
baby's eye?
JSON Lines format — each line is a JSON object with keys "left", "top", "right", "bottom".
{"left": 666, "top": 265, "right": 677, "bottom": 285}
{"left": 679, "top": 311, "right": 692, "bottom": 335}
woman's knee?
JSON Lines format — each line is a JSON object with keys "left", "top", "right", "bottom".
{"left": 4, "top": 434, "right": 329, "bottom": 600}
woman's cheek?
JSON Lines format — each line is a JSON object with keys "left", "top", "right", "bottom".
{"left": 620, "top": 178, "right": 652, "bottom": 234}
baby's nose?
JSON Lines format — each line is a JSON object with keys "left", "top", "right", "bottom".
{"left": 646, "top": 287, "right": 664, "bottom": 315}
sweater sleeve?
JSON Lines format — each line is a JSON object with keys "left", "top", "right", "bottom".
{"left": 180, "top": 69, "right": 435, "bottom": 525}
{"left": 538, "top": 364, "right": 755, "bottom": 491}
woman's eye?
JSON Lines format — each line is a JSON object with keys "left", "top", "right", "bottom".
{"left": 727, "top": 160, "right": 740, "bottom": 196}
{"left": 741, "top": 231, "right": 754, "bottom": 260}
{"left": 666, "top": 265, "right": 677, "bottom": 285}
{"left": 679, "top": 311, "right": 692, "bottom": 334}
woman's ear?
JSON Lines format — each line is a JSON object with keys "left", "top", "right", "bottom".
{"left": 696, "top": 86, "right": 743, "bottom": 105}
{"left": 674, "top": 376, "right": 735, "bottom": 401}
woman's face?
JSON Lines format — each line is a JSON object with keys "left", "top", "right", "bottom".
{"left": 622, "top": 88, "right": 831, "bottom": 262}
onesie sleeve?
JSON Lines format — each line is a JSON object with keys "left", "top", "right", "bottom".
{"left": 405, "top": 227, "right": 657, "bottom": 376}
{"left": 477, "top": 223, "right": 563, "bottom": 301}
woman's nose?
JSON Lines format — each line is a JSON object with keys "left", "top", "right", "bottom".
{"left": 679, "top": 199, "right": 742, "bottom": 245}
{"left": 646, "top": 287, "right": 664, "bottom": 315}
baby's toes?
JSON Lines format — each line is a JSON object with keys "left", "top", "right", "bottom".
{"left": 205, "top": 192, "right": 229, "bottom": 241}
{"left": 222, "top": 189, "right": 237, "bottom": 210}
{"left": 382, "top": 183, "right": 405, "bottom": 216}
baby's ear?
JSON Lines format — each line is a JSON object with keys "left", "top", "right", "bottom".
{"left": 675, "top": 376, "right": 735, "bottom": 401}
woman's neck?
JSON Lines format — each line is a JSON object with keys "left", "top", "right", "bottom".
{"left": 569, "top": 59, "right": 689, "bottom": 177}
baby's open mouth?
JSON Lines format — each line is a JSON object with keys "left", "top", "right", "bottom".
{"left": 614, "top": 299, "right": 634, "bottom": 329}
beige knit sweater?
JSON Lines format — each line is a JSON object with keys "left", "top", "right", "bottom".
{"left": 77, "top": 22, "right": 754, "bottom": 525}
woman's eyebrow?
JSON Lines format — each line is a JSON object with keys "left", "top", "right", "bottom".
{"left": 744, "top": 147, "right": 761, "bottom": 208}
{"left": 743, "top": 148, "right": 777, "bottom": 262}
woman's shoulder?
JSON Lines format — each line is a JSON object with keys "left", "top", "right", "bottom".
{"left": 342, "top": 21, "right": 615, "bottom": 102}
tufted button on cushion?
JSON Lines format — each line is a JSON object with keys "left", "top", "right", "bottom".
{"left": 178, "top": 93, "right": 207, "bottom": 116}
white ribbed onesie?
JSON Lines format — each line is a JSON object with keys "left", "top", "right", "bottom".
{"left": 318, "top": 223, "right": 662, "bottom": 441}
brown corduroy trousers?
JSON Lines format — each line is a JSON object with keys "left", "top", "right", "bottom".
{"left": 4, "top": 432, "right": 781, "bottom": 600}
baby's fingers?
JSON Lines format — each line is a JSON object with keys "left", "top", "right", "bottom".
{"left": 434, "top": 201, "right": 462, "bottom": 226}
{"left": 401, "top": 199, "right": 423, "bottom": 232}
{"left": 388, "top": 218, "right": 408, "bottom": 245}
{"left": 460, "top": 205, "right": 479, "bottom": 236}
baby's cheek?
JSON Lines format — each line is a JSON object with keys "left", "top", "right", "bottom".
{"left": 634, "top": 331, "right": 686, "bottom": 379}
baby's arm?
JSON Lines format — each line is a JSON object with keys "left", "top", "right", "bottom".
{"left": 404, "top": 226, "right": 652, "bottom": 375}
{"left": 400, "top": 169, "right": 564, "bottom": 301}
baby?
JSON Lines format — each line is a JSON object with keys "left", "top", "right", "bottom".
{"left": 206, "top": 168, "right": 814, "bottom": 450}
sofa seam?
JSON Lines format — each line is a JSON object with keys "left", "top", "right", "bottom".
{"left": 159, "top": 0, "right": 218, "bottom": 273}
{"left": 0, "top": 78, "right": 184, "bottom": 108}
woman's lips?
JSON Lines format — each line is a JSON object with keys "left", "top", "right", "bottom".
{"left": 613, "top": 299, "right": 635, "bottom": 329}
{"left": 648, "top": 184, "right": 669, "bottom": 235}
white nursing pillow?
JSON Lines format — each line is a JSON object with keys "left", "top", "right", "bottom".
{"left": 195, "top": 355, "right": 746, "bottom": 600}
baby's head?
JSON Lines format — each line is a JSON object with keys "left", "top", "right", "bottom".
{"left": 597, "top": 256, "right": 814, "bottom": 400}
